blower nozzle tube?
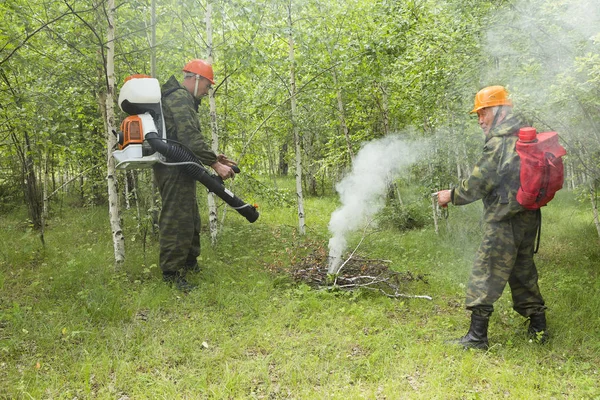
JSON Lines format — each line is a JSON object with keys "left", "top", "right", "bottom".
{"left": 145, "top": 131, "right": 259, "bottom": 223}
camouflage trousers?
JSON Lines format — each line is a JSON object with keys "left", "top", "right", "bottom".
{"left": 154, "top": 164, "right": 200, "bottom": 274}
{"left": 466, "top": 210, "right": 546, "bottom": 318}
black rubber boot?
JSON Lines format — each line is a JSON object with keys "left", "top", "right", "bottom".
{"left": 185, "top": 255, "right": 201, "bottom": 273}
{"left": 528, "top": 312, "right": 549, "bottom": 343}
{"left": 163, "top": 272, "right": 198, "bottom": 292}
{"left": 185, "top": 261, "right": 201, "bottom": 274}
{"left": 449, "top": 314, "right": 490, "bottom": 350}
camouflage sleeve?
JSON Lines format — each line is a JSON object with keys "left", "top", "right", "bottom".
{"left": 452, "top": 138, "right": 502, "bottom": 206}
{"left": 163, "top": 92, "right": 217, "bottom": 166}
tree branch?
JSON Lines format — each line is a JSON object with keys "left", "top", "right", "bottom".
{"left": 44, "top": 163, "right": 102, "bottom": 201}
{"left": 0, "top": 10, "right": 76, "bottom": 66}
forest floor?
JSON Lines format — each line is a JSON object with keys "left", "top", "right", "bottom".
{"left": 1, "top": 183, "right": 599, "bottom": 399}
{"left": 285, "top": 245, "right": 431, "bottom": 300}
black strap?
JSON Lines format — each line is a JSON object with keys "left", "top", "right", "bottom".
{"left": 534, "top": 209, "right": 542, "bottom": 254}
{"left": 162, "top": 86, "right": 200, "bottom": 111}
{"left": 162, "top": 87, "right": 183, "bottom": 99}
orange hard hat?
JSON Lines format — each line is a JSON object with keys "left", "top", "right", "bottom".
{"left": 183, "top": 59, "right": 215, "bottom": 85}
{"left": 471, "top": 85, "right": 512, "bottom": 113}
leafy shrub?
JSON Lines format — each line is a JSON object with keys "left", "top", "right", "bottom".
{"left": 378, "top": 199, "right": 430, "bottom": 231}
{"left": 0, "top": 177, "right": 20, "bottom": 214}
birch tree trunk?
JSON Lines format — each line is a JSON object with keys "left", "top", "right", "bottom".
{"left": 127, "top": 170, "right": 142, "bottom": 229}
{"left": 104, "top": 0, "right": 125, "bottom": 266}
{"left": 124, "top": 172, "right": 131, "bottom": 210}
{"left": 332, "top": 67, "right": 353, "bottom": 160}
{"left": 150, "top": 0, "right": 157, "bottom": 76}
{"left": 150, "top": 0, "right": 160, "bottom": 234}
{"left": 379, "top": 83, "right": 402, "bottom": 205}
{"left": 462, "top": 142, "right": 471, "bottom": 177}
{"left": 380, "top": 83, "right": 390, "bottom": 136}
{"left": 205, "top": 2, "right": 220, "bottom": 245}
{"left": 455, "top": 144, "right": 462, "bottom": 180}
{"left": 40, "top": 148, "right": 48, "bottom": 245}
{"left": 43, "top": 149, "right": 49, "bottom": 220}
{"left": 288, "top": 2, "right": 305, "bottom": 235}
{"left": 590, "top": 182, "right": 600, "bottom": 238}
{"left": 11, "top": 129, "right": 42, "bottom": 232}
{"left": 569, "top": 162, "right": 576, "bottom": 190}
{"left": 279, "top": 142, "right": 289, "bottom": 175}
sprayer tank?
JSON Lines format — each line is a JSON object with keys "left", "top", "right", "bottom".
{"left": 118, "top": 77, "right": 162, "bottom": 116}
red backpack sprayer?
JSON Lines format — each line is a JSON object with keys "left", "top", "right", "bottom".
{"left": 112, "top": 74, "right": 259, "bottom": 223}
{"left": 515, "top": 127, "right": 566, "bottom": 210}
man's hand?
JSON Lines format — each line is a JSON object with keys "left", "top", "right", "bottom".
{"left": 217, "top": 154, "right": 237, "bottom": 167}
{"left": 211, "top": 154, "right": 238, "bottom": 180}
{"left": 211, "top": 161, "right": 235, "bottom": 180}
{"left": 437, "top": 189, "right": 452, "bottom": 207}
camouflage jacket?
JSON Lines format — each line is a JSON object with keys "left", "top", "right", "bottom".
{"left": 161, "top": 75, "right": 217, "bottom": 165}
{"left": 452, "top": 110, "right": 525, "bottom": 222}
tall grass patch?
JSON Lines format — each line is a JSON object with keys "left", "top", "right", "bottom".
{"left": 1, "top": 187, "right": 599, "bottom": 398}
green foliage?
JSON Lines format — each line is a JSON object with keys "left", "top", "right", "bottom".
{"left": 1, "top": 0, "right": 599, "bottom": 394}
{"left": 1, "top": 189, "right": 599, "bottom": 398}
{"left": 1, "top": 0, "right": 599, "bottom": 232}
{"left": 0, "top": 165, "right": 20, "bottom": 213}
{"left": 378, "top": 199, "right": 430, "bottom": 231}
{"left": 480, "top": 0, "right": 600, "bottom": 191}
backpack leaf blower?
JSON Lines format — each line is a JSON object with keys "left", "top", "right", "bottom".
{"left": 112, "top": 75, "right": 259, "bottom": 223}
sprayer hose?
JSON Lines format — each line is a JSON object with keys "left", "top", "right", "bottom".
{"left": 145, "top": 132, "right": 259, "bottom": 223}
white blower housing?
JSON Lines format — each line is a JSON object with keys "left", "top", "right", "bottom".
{"left": 112, "top": 75, "right": 166, "bottom": 170}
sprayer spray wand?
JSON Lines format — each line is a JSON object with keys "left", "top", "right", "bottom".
{"left": 430, "top": 192, "right": 449, "bottom": 235}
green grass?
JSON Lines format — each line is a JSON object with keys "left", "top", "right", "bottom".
{"left": 1, "top": 187, "right": 599, "bottom": 399}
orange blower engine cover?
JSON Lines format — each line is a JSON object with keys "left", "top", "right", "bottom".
{"left": 118, "top": 115, "right": 145, "bottom": 150}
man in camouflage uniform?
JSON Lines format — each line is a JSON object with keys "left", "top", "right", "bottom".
{"left": 437, "top": 86, "right": 548, "bottom": 349}
{"left": 154, "top": 59, "right": 235, "bottom": 291}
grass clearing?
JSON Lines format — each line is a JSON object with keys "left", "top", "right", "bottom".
{"left": 1, "top": 187, "right": 599, "bottom": 398}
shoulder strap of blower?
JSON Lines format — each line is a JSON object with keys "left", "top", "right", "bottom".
{"left": 162, "top": 86, "right": 185, "bottom": 99}
{"left": 162, "top": 86, "right": 200, "bottom": 112}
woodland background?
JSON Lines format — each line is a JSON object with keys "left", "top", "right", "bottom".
{"left": 1, "top": 0, "right": 600, "bottom": 398}
{"left": 1, "top": 0, "right": 600, "bottom": 247}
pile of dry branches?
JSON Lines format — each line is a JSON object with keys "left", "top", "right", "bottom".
{"left": 289, "top": 246, "right": 432, "bottom": 300}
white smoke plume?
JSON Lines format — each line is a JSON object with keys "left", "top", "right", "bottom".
{"left": 481, "top": 0, "right": 599, "bottom": 120}
{"left": 327, "top": 135, "right": 426, "bottom": 274}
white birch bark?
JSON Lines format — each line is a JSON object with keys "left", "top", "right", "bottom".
{"left": 105, "top": 0, "right": 125, "bottom": 266}
{"left": 590, "top": 183, "right": 600, "bottom": 238}
{"left": 432, "top": 195, "right": 439, "bottom": 235}
{"left": 131, "top": 171, "right": 141, "bottom": 230}
{"left": 40, "top": 148, "right": 48, "bottom": 245}
{"left": 43, "top": 149, "right": 49, "bottom": 220}
{"left": 381, "top": 83, "right": 390, "bottom": 136}
{"left": 150, "top": 0, "right": 160, "bottom": 234}
{"left": 396, "top": 184, "right": 404, "bottom": 206}
{"left": 205, "top": 2, "right": 220, "bottom": 245}
{"left": 380, "top": 83, "right": 402, "bottom": 206}
{"left": 150, "top": 0, "right": 156, "bottom": 76}
{"left": 288, "top": 2, "right": 305, "bottom": 235}
{"left": 569, "top": 162, "right": 576, "bottom": 190}
{"left": 455, "top": 145, "right": 462, "bottom": 180}
{"left": 332, "top": 68, "right": 353, "bottom": 160}
{"left": 462, "top": 142, "right": 471, "bottom": 178}
{"left": 124, "top": 171, "right": 131, "bottom": 210}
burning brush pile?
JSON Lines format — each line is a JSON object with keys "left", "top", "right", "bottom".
{"left": 288, "top": 245, "right": 432, "bottom": 300}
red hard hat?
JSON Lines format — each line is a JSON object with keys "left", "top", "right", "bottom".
{"left": 183, "top": 59, "right": 215, "bottom": 84}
